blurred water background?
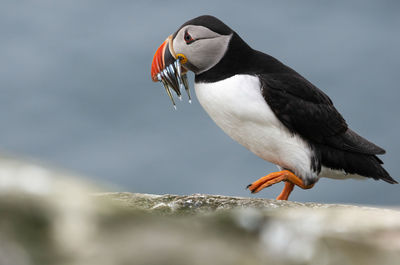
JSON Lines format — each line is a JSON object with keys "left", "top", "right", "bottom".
{"left": 1, "top": 0, "right": 399, "bottom": 205}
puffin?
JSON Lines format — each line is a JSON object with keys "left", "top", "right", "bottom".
{"left": 150, "top": 15, "right": 397, "bottom": 200}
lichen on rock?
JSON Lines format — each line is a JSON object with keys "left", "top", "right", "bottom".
{"left": 1, "top": 155, "right": 400, "bottom": 265}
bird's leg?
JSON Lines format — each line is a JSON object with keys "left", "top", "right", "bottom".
{"left": 246, "top": 170, "right": 314, "bottom": 200}
{"left": 276, "top": 181, "right": 295, "bottom": 200}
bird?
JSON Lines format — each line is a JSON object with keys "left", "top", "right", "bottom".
{"left": 150, "top": 15, "right": 397, "bottom": 200}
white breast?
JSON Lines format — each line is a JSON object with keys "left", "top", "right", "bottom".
{"left": 195, "top": 74, "right": 317, "bottom": 181}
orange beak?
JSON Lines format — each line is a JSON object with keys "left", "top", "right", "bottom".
{"left": 151, "top": 38, "right": 169, "bottom": 82}
{"left": 150, "top": 35, "right": 191, "bottom": 107}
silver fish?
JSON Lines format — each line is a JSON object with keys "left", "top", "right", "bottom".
{"left": 156, "top": 58, "right": 192, "bottom": 108}
{"left": 166, "top": 64, "right": 181, "bottom": 96}
{"left": 181, "top": 73, "right": 191, "bottom": 103}
{"left": 159, "top": 72, "right": 176, "bottom": 109}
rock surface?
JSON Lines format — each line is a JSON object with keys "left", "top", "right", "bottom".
{"left": 0, "top": 155, "right": 400, "bottom": 265}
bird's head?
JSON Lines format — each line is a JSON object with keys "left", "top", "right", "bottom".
{"left": 150, "top": 15, "right": 237, "bottom": 106}
{"left": 151, "top": 15, "right": 233, "bottom": 79}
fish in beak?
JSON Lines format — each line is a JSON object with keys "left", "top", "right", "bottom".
{"left": 151, "top": 35, "right": 191, "bottom": 109}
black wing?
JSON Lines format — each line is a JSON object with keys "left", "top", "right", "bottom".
{"left": 259, "top": 72, "right": 385, "bottom": 155}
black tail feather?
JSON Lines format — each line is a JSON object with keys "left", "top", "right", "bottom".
{"left": 326, "top": 129, "right": 386, "bottom": 155}
{"left": 317, "top": 144, "right": 398, "bottom": 184}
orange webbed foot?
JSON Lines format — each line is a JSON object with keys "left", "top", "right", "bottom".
{"left": 246, "top": 170, "right": 314, "bottom": 200}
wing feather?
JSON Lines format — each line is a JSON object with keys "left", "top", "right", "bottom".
{"left": 259, "top": 73, "right": 385, "bottom": 155}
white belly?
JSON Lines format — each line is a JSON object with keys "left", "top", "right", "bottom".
{"left": 195, "top": 74, "right": 317, "bottom": 181}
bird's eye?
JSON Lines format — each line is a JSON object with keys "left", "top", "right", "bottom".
{"left": 184, "top": 31, "right": 195, "bottom": 44}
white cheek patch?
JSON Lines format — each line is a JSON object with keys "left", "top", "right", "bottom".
{"left": 173, "top": 26, "right": 232, "bottom": 74}
{"left": 190, "top": 35, "right": 231, "bottom": 74}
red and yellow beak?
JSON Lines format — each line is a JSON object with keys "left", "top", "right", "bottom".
{"left": 150, "top": 35, "right": 191, "bottom": 108}
{"left": 151, "top": 37, "right": 168, "bottom": 82}
{"left": 151, "top": 35, "right": 177, "bottom": 82}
